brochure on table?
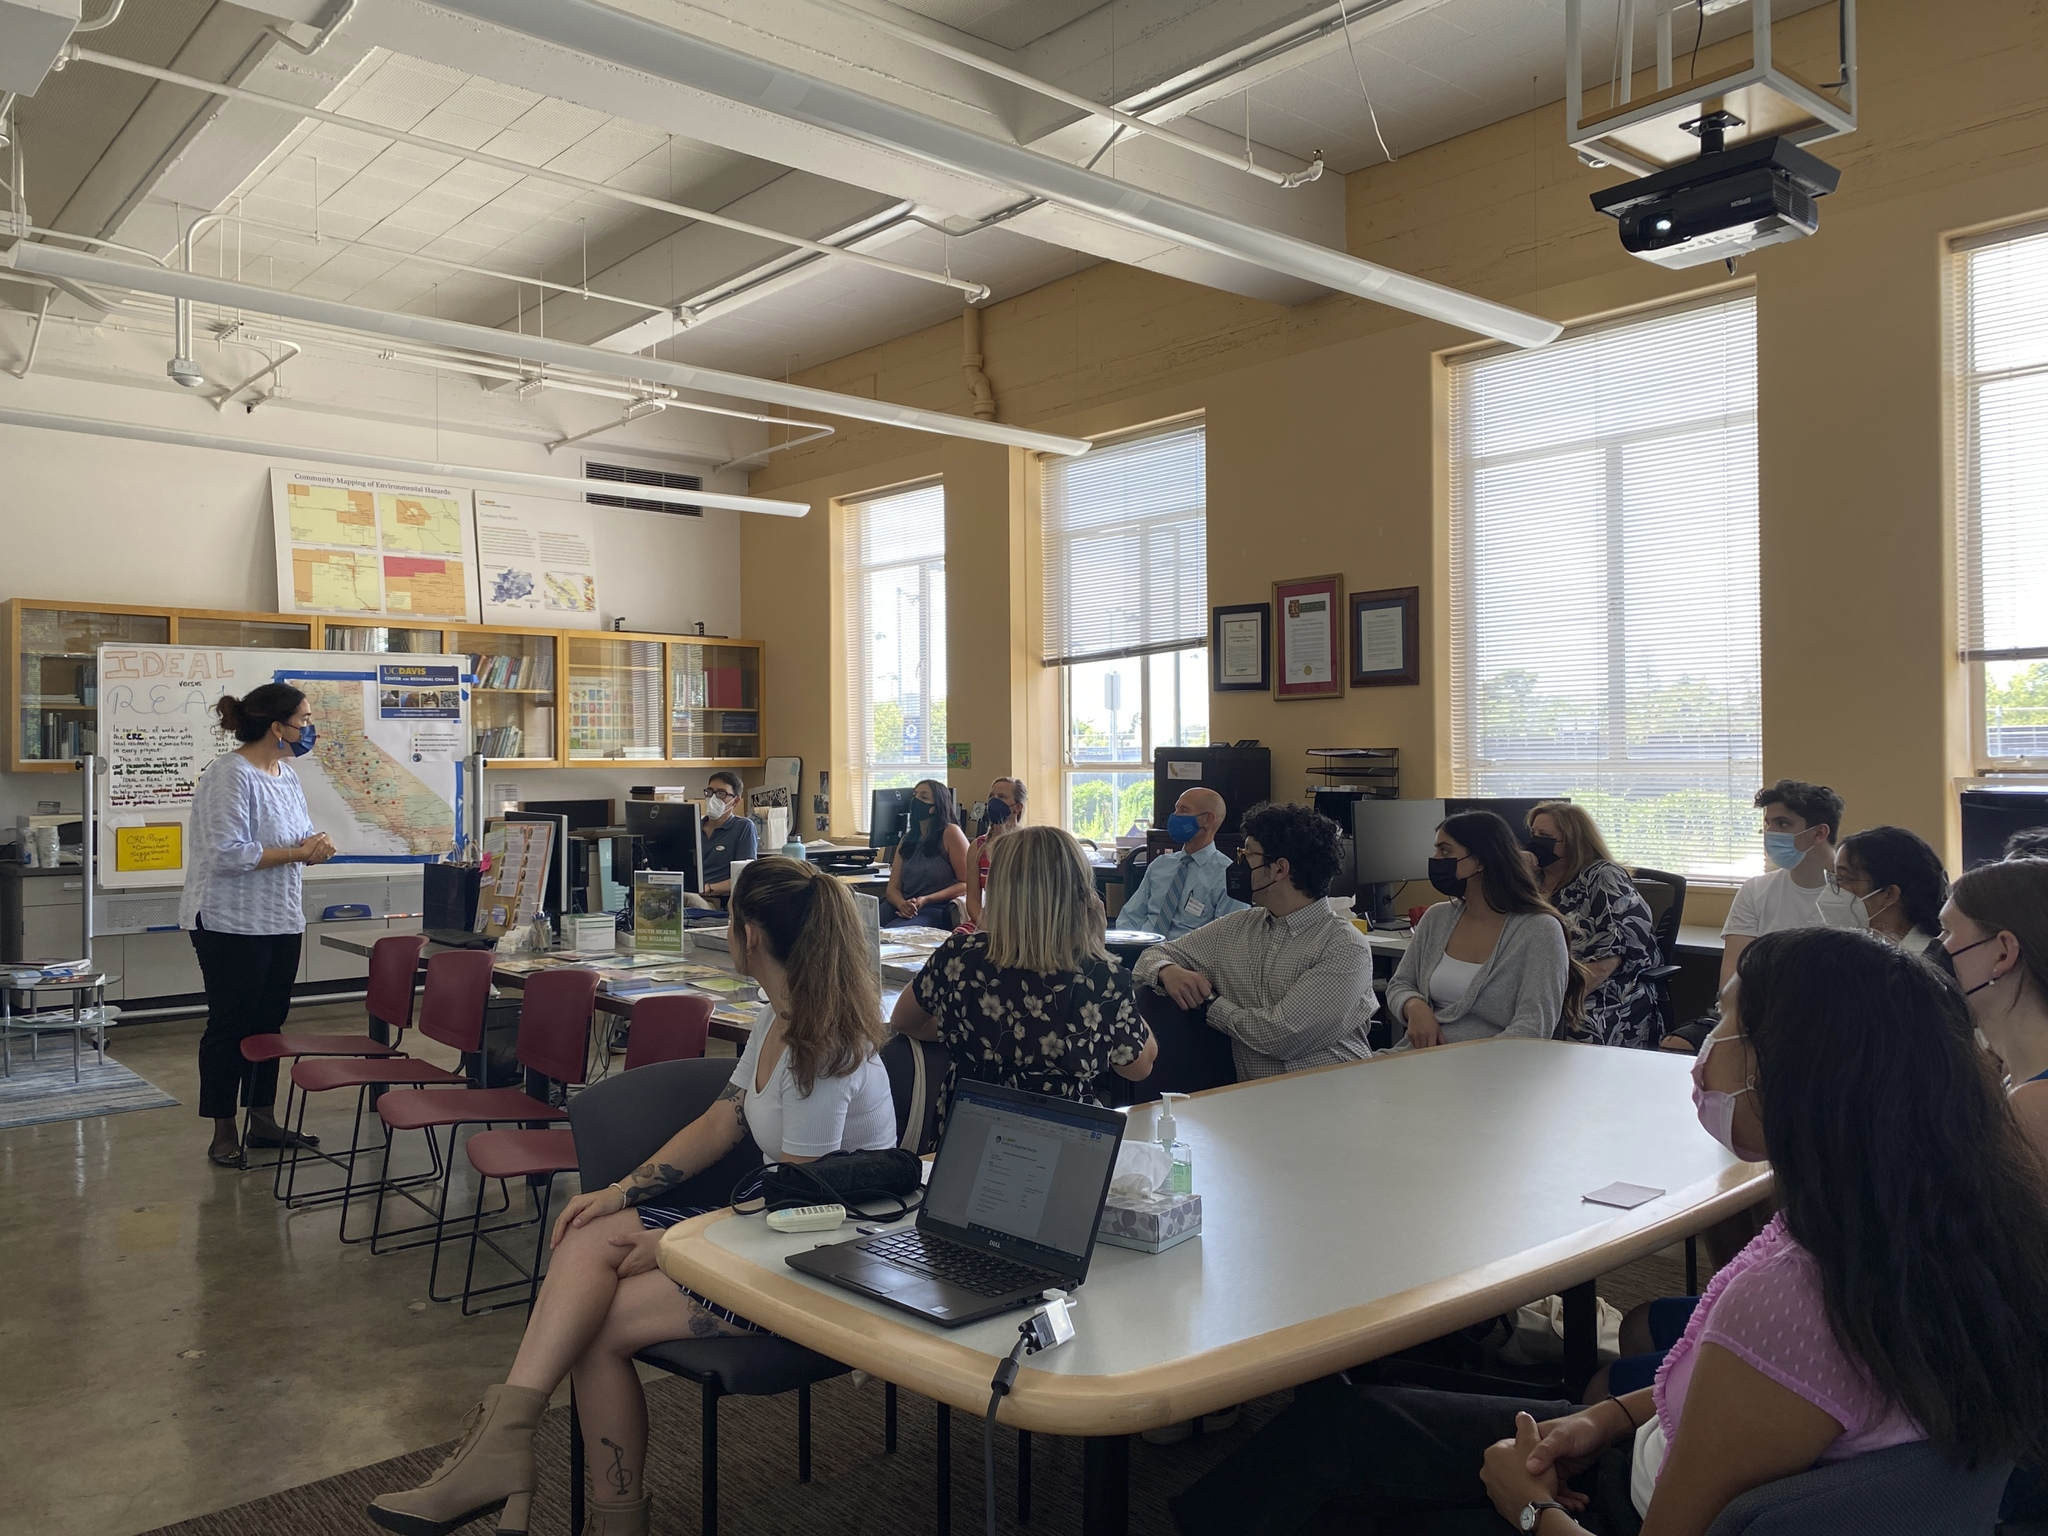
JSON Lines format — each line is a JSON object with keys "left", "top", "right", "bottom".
{"left": 95, "top": 643, "right": 469, "bottom": 891}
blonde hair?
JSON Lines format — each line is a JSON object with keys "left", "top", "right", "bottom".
{"left": 982, "top": 825, "right": 1107, "bottom": 975}
{"left": 728, "top": 857, "right": 884, "bottom": 1094}
{"left": 1529, "top": 801, "right": 1618, "bottom": 883}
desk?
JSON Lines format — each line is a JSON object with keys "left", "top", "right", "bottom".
{"left": 659, "top": 1039, "right": 1767, "bottom": 1533}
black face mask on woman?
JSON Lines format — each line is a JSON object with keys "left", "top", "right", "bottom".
{"left": 1527, "top": 834, "right": 1561, "bottom": 869}
{"left": 1427, "top": 857, "right": 1468, "bottom": 899}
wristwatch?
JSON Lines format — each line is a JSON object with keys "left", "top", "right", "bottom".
{"left": 1519, "top": 1501, "right": 1567, "bottom": 1532}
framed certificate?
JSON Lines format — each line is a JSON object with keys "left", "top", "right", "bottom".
{"left": 1273, "top": 574, "right": 1344, "bottom": 700}
{"left": 1349, "top": 586, "right": 1420, "bottom": 687}
{"left": 1211, "top": 603, "right": 1271, "bottom": 693}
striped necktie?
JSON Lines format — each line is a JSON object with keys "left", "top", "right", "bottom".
{"left": 1160, "top": 855, "right": 1195, "bottom": 932}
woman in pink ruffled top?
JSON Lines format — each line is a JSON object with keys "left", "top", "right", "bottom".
{"left": 1174, "top": 926, "right": 2048, "bottom": 1536}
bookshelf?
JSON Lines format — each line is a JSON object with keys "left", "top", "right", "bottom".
{"left": 8, "top": 604, "right": 169, "bottom": 770}
{"left": 321, "top": 622, "right": 448, "bottom": 655}
{"left": 566, "top": 635, "right": 666, "bottom": 762}
{"left": 669, "top": 641, "right": 764, "bottom": 764}
{"left": 452, "top": 626, "right": 558, "bottom": 766}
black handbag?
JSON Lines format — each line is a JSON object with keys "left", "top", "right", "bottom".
{"left": 730, "top": 1146, "right": 924, "bottom": 1220}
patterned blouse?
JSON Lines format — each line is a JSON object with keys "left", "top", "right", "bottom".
{"left": 912, "top": 932, "right": 1149, "bottom": 1123}
{"left": 1551, "top": 859, "right": 1661, "bottom": 1048}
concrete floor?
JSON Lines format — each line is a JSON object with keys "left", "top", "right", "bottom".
{"left": 0, "top": 1001, "right": 621, "bottom": 1536}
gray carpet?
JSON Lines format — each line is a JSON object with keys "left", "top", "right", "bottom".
{"left": 0, "top": 1052, "right": 179, "bottom": 1128}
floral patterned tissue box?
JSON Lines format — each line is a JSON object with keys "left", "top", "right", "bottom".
{"left": 1095, "top": 1190, "right": 1202, "bottom": 1253}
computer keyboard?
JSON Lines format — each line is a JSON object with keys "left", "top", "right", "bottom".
{"left": 858, "top": 1229, "right": 1051, "bottom": 1298}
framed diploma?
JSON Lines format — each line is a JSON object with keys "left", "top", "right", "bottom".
{"left": 1349, "top": 586, "right": 1420, "bottom": 687}
{"left": 1272, "top": 574, "right": 1344, "bottom": 700}
{"left": 1211, "top": 603, "right": 1271, "bottom": 693}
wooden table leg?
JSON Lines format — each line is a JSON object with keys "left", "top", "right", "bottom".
{"left": 1082, "top": 1434, "right": 1129, "bottom": 1536}
{"left": 1561, "top": 1279, "right": 1598, "bottom": 1401}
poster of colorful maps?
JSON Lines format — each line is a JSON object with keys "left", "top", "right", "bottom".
{"left": 272, "top": 467, "right": 480, "bottom": 622}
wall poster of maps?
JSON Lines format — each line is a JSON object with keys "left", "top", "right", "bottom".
{"left": 271, "top": 466, "right": 480, "bottom": 623}
{"left": 95, "top": 644, "right": 470, "bottom": 891}
{"left": 474, "top": 490, "right": 602, "bottom": 630}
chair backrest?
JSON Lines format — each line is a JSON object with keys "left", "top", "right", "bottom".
{"left": 416, "top": 948, "right": 496, "bottom": 1053}
{"left": 365, "top": 933, "right": 427, "bottom": 1037}
{"left": 879, "top": 1032, "right": 952, "bottom": 1154}
{"left": 569, "top": 1056, "right": 761, "bottom": 1207}
{"left": 1630, "top": 865, "right": 1689, "bottom": 964}
{"left": 1126, "top": 985, "right": 1238, "bottom": 1103}
{"left": 515, "top": 967, "right": 600, "bottom": 1086}
{"left": 1703, "top": 1441, "right": 2011, "bottom": 1536}
{"left": 625, "top": 993, "right": 712, "bottom": 1070}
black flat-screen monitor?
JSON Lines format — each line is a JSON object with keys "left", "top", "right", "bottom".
{"left": 869, "top": 786, "right": 917, "bottom": 851}
{"left": 520, "top": 798, "right": 614, "bottom": 831}
{"left": 624, "top": 799, "right": 702, "bottom": 893}
{"left": 1348, "top": 796, "right": 1570, "bottom": 923}
{"left": 500, "top": 810, "right": 570, "bottom": 918}
{"left": 1445, "top": 797, "right": 1560, "bottom": 843}
{"left": 1960, "top": 787, "right": 2048, "bottom": 868}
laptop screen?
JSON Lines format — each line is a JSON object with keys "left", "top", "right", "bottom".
{"left": 923, "top": 1084, "right": 1123, "bottom": 1271}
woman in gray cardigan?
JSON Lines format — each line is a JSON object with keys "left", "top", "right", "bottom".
{"left": 1386, "top": 811, "right": 1583, "bottom": 1047}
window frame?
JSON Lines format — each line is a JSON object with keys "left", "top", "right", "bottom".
{"left": 844, "top": 479, "right": 949, "bottom": 821}
{"left": 1057, "top": 646, "right": 1210, "bottom": 838}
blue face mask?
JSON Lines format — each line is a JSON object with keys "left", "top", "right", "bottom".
{"left": 1166, "top": 813, "right": 1202, "bottom": 845}
{"left": 1763, "top": 830, "right": 1805, "bottom": 870}
{"left": 288, "top": 722, "right": 316, "bottom": 757}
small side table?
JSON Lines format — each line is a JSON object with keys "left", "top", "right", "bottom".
{"left": 2, "top": 971, "right": 121, "bottom": 1083}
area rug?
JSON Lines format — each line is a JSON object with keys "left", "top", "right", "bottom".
{"left": 0, "top": 1053, "right": 180, "bottom": 1129}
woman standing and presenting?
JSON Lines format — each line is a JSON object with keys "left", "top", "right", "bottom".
{"left": 883, "top": 778, "right": 975, "bottom": 928}
{"left": 182, "top": 684, "right": 335, "bottom": 1167}
{"left": 1526, "top": 802, "right": 1660, "bottom": 1047}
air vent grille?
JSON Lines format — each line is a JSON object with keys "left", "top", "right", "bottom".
{"left": 586, "top": 461, "right": 703, "bottom": 516}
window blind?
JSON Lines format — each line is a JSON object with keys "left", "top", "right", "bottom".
{"left": 845, "top": 482, "right": 947, "bottom": 813}
{"left": 1449, "top": 294, "right": 1761, "bottom": 880}
{"left": 1042, "top": 421, "right": 1207, "bottom": 666}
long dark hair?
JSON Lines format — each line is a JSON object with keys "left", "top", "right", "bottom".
{"left": 214, "top": 683, "right": 305, "bottom": 745}
{"left": 1836, "top": 825, "right": 1949, "bottom": 935}
{"left": 1438, "top": 811, "right": 1588, "bottom": 1025}
{"left": 907, "top": 778, "right": 958, "bottom": 858}
{"left": 728, "top": 857, "right": 884, "bottom": 1095}
{"left": 1737, "top": 927, "right": 2048, "bottom": 1465}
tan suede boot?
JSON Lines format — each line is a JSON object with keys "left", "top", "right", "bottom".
{"left": 580, "top": 1493, "right": 652, "bottom": 1536}
{"left": 366, "top": 1383, "right": 548, "bottom": 1536}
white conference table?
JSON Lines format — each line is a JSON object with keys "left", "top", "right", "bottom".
{"left": 659, "top": 1037, "right": 1769, "bottom": 1534}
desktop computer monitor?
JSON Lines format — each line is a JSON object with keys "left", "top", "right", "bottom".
{"left": 1445, "top": 797, "right": 1559, "bottom": 843}
{"left": 1352, "top": 799, "right": 1449, "bottom": 890}
{"left": 869, "top": 786, "right": 916, "bottom": 851}
{"left": 520, "top": 798, "right": 614, "bottom": 831}
{"left": 624, "top": 799, "right": 702, "bottom": 893}
{"left": 501, "top": 810, "right": 570, "bottom": 919}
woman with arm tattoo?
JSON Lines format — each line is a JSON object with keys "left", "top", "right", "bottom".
{"left": 370, "top": 858, "right": 895, "bottom": 1536}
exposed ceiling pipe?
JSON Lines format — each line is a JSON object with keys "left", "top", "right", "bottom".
{"left": 210, "top": 337, "right": 300, "bottom": 412}
{"left": 800, "top": 0, "right": 1324, "bottom": 188}
{"left": 8, "top": 289, "right": 53, "bottom": 379}
{"left": 0, "top": 404, "right": 812, "bottom": 515}
{"left": 261, "top": 0, "right": 356, "bottom": 57}
{"left": 961, "top": 305, "right": 995, "bottom": 421}
{"left": 70, "top": 0, "right": 125, "bottom": 33}
{"left": 6, "top": 244, "right": 1095, "bottom": 454}
{"left": 545, "top": 398, "right": 666, "bottom": 453}
{"left": 421, "top": 0, "right": 1561, "bottom": 348}
{"left": 62, "top": 46, "right": 992, "bottom": 306}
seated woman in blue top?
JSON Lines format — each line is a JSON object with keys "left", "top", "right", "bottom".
{"left": 1386, "top": 811, "right": 1584, "bottom": 1047}
{"left": 884, "top": 778, "right": 977, "bottom": 928}
{"left": 1526, "top": 801, "right": 1659, "bottom": 1048}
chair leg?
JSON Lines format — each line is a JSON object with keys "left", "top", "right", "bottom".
{"left": 702, "top": 1380, "right": 721, "bottom": 1536}
{"left": 884, "top": 1381, "right": 898, "bottom": 1453}
{"left": 797, "top": 1381, "right": 813, "bottom": 1483}
{"left": 935, "top": 1400, "right": 951, "bottom": 1536}
{"left": 527, "top": 1177, "right": 554, "bottom": 1314}
{"left": 569, "top": 1387, "right": 586, "bottom": 1536}
{"left": 1686, "top": 1235, "right": 1699, "bottom": 1294}
{"left": 1017, "top": 1428, "right": 1032, "bottom": 1522}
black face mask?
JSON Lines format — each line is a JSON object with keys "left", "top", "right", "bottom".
{"left": 979, "top": 798, "right": 1012, "bottom": 833}
{"left": 1427, "top": 857, "right": 1468, "bottom": 899}
{"left": 1528, "top": 834, "right": 1561, "bottom": 869}
{"left": 1225, "top": 855, "right": 1270, "bottom": 906}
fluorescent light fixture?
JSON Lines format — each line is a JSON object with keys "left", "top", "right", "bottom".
{"left": 0, "top": 404, "right": 814, "bottom": 516}
{"left": 7, "top": 244, "right": 1095, "bottom": 457}
{"left": 423, "top": 0, "right": 1563, "bottom": 349}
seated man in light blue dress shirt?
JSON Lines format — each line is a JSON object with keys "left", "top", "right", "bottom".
{"left": 1115, "top": 788, "right": 1246, "bottom": 941}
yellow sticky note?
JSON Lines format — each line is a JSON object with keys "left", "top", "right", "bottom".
{"left": 115, "top": 824, "right": 184, "bottom": 873}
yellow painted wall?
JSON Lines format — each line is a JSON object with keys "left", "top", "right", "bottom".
{"left": 741, "top": 0, "right": 2048, "bottom": 919}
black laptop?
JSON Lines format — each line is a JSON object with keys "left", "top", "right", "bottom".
{"left": 786, "top": 1081, "right": 1126, "bottom": 1327}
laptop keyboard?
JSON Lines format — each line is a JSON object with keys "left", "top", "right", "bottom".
{"left": 858, "top": 1230, "right": 1052, "bottom": 1298}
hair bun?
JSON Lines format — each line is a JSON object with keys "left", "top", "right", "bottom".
{"left": 213, "top": 693, "right": 247, "bottom": 734}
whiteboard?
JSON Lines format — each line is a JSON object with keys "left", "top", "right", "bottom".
{"left": 96, "top": 643, "right": 470, "bottom": 891}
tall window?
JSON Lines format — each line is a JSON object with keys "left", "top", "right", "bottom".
{"left": 1449, "top": 294, "right": 1761, "bottom": 880}
{"left": 1956, "top": 222, "right": 2048, "bottom": 769}
{"left": 1043, "top": 421, "right": 1208, "bottom": 841}
{"left": 847, "top": 482, "right": 947, "bottom": 819}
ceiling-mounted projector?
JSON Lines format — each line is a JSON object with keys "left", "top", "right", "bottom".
{"left": 1591, "top": 135, "right": 1841, "bottom": 270}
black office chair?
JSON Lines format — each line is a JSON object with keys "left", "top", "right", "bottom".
{"left": 1629, "top": 865, "right": 1689, "bottom": 1043}
{"left": 1116, "top": 985, "right": 1239, "bottom": 1105}
{"left": 1702, "top": 1440, "right": 2011, "bottom": 1535}
{"left": 564, "top": 1059, "right": 848, "bottom": 1536}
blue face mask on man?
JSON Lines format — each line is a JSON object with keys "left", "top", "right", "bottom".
{"left": 287, "top": 721, "right": 316, "bottom": 757}
{"left": 1763, "top": 829, "right": 1806, "bottom": 870}
{"left": 1166, "top": 812, "right": 1202, "bottom": 846}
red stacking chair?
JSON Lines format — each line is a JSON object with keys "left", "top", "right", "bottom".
{"left": 368, "top": 967, "right": 599, "bottom": 1303}
{"left": 248, "top": 933, "right": 427, "bottom": 1184}
{"left": 278, "top": 948, "right": 494, "bottom": 1211}
{"left": 455, "top": 992, "right": 713, "bottom": 1315}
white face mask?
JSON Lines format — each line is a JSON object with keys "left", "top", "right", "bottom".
{"left": 1817, "top": 881, "right": 1892, "bottom": 932}
{"left": 705, "top": 793, "right": 732, "bottom": 820}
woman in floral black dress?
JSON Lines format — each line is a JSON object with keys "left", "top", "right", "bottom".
{"left": 891, "top": 824, "right": 1157, "bottom": 1119}
{"left": 1527, "top": 801, "right": 1661, "bottom": 1048}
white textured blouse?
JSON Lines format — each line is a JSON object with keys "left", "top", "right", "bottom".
{"left": 178, "top": 753, "right": 315, "bottom": 936}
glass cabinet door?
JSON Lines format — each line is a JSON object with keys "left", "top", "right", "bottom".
{"left": 567, "top": 636, "right": 665, "bottom": 760}
{"left": 322, "top": 623, "right": 446, "bottom": 654}
{"left": 669, "top": 642, "right": 762, "bottom": 761}
{"left": 457, "top": 629, "right": 557, "bottom": 763}
{"left": 17, "top": 607, "right": 170, "bottom": 764}
{"left": 177, "top": 617, "right": 314, "bottom": 648}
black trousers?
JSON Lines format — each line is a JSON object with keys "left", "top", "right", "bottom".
{"left": 189, "top": 924, "right": 303, "bottom": 1120}
{"left": 1170, "top": 1381, "right": 1643, "bottom": 1536}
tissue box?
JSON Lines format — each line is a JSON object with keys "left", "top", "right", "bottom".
{"left": 1095, "top": 1190, "right": 1202, "bottom": 1253}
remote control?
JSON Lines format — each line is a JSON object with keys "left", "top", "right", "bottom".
{"left": 766, "top": 1203, "right": 847, "bottom": 1233}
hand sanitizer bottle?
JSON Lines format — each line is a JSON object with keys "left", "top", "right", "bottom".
{"left": 1157, "top": 1092, "right": 1194, "bottom": 1195}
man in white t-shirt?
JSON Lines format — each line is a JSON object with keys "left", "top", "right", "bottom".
{"left": 1720, "top": 778, "right": 1845, "bottom": 986}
